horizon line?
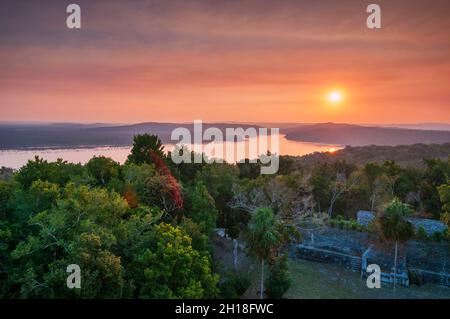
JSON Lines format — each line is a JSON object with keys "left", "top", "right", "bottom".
{"left": 1, "top": 120, "right": 450, "bottom": 126}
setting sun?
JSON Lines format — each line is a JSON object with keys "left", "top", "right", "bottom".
{"left": 0, "top": 0, "right": 450, "bottom": 304}
{"left": 327, "top": 147, "right": 338, "bottom": 153}
{"left": 328, "top": 91, "right": 343, "bottom": 103}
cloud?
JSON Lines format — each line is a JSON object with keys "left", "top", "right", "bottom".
{"left": 0, "top": 0, "right": 449, "bottom": 123}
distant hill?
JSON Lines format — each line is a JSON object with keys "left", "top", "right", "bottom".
{"left": 294, "top": 143, "right": 450, "bottom": 168}
{"left": 0, "top": 122, "right": 262, "bottom": 150}
{"left": 1, "top": 122, "right": 450, "bottom": 150}
{"left": 380, "top": 123, "right": 450, "bottom": 131}
{"left": 282, "top": 123, "right": 450, "bottom": 146}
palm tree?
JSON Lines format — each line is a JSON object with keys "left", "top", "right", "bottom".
{"left": 245, "top": 207, "right": 281, "bottom": 299}
{"left": 375, "top": 198, "right": 414, "bottom": 297}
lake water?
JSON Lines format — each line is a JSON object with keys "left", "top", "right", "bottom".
{"left": 0, "top": 135, "right": 341, "bottom": 169}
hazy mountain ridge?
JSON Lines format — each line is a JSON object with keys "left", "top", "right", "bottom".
{"left": 0, "top": 122, "right": 449, "bottom": 150}
{"left": 379, "top": 123, "right": 450, "bottom": 131}
{"left": 294, "top": 143, "right": 450, "bottom": 168}
{"left": 282, "top": 123, "right": 450, "bottom": 146}
{"left": 0, "top": 122, "right": 263, "bottom": 150}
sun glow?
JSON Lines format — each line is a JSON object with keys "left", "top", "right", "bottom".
{"left": 328, "top": 91, "right": 343, "bottom": 103}
{"left": 328, "top": 147, "right": 338, "bottom": 153}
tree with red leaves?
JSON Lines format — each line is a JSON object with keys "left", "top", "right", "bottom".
{"left": 148, "top": 149, "right": 183, "bottom": 210}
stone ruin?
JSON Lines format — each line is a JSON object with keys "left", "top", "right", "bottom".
{"left": 356, "top": 210, "right": 447, "bottom": 236}
{"left": 289, "top": 214, "right": 450, "bottom": 287}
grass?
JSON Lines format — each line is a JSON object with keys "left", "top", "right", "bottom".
{"left": 212, "top": 234, "right": 449, "bottom": 299}
{"left": 284, "top": 258, "right": 450, "bottom": 299}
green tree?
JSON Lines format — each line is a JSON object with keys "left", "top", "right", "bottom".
{"left": 363, "top": 163, "right": 384, "bottom": 188}
{"left": 375, "top": 198, "right": 414, "bottom": 297}
{"left": 237, "top": 160, "right": 262, "bottom": 179}
{"left": 421, "top": 158, "right": 450, "bottom": 218}
{"left": 0, "top": 181, "right": 13, "bottom": 218}
{"left": 15, "top": 156, "right": 56, "bottom": 188}
{"left": 438, "top": 182, "right": 450, "bottom": 240}
{"left": 15, "top": 157, "right": 85, "bottom": 188}
{"left": 244, "top": 207, "right": 281, "bottom": 299}
{"left": 179, "top": 217, "right": 209, "bottom": 255}
{"left": 310, "top": 163, "right": 333, "bottom": 213}
{"left": 6, "top": 184, "right": 129, "bottom": 298}
{"left": 0, "top": 167, "right": 14, "bottom": 181}
{"left": 141, "top": 172, "right": 182, "bottom": 214}
{"left": 185, "top": 181, "right": 218, "bottom": 235}
{"left": 327, "top": 171, "right": 359, "bottom": 218}
{"left": 266, "top": 254, "right": 291, "bottom": 299}
{"left": 219, "top": 269, "right": 251, "bottom": 299}
{"left": 42, "top": 233, "right": 125, "bottom": 298}
{"left": 168, "top": 146, "right": 205, "bottom": 183}
{"left": 86, "top": 156, "right": 120, "bottom": 186}
{"left": 196, "top": 163, "right": 239, "bottom": 215}
{"left": 369, "top": 174, "right": 393, "bottom": 212}
{"left": 127, "top": 134, "right": 165, "bottom": 165}
{"left": 132, "top": 223, "right": 219, "bottom": 298}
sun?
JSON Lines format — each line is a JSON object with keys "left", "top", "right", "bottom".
{"left": 328, "top": 90, "right": 343, "bottom": 103}
{"left": 328, "top": 147, "right": 338, "bottom": 153}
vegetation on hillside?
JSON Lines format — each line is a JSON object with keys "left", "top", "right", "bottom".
{"left": 0, "top": 134, "right": 448, "bottom": 298}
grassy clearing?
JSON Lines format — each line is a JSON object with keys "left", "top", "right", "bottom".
{"left": 212, "top": 235, "right": 449, "bottom": 299}
{"left": 284, "top": 258, "right": 450, "bottom": 299}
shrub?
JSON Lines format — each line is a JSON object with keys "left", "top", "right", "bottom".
{"left": 219, "top": 269, "right": 251, "bottom": 299}
{"left": 266, "top": 255, "right": 291, "bottom": 299}
{"left": 416, "top": 226, "right": 428, "bottom": 241}
{"left": 367, "top": 220, "right": 377, "bottom": 234}
{"left": 408, "top": 269, "right": 424, "bottom": 286}
{"left": 431, "top": 231, "right": 444, "bottom": 242}
{"left": 329, "top": 218, "right": 363, "bottom": 232}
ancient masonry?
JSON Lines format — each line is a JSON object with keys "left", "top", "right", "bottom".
{"left": 289, "top": 211, "right": 449, "bottom": 287}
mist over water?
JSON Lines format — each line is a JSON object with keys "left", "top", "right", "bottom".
{"left": 0, "top": 135, "right": 341, "bottom": 170}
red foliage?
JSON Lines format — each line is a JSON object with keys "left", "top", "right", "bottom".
{"left": 148, "top": 150, "right": 183, "bottom": 209}
{"left": 123, "top": 185, "right": 139, "bottom": 208}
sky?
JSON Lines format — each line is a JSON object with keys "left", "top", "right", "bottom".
{"left": 0, "top": 0, "right": 449, "bottom": 124}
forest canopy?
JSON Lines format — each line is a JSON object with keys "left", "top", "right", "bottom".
{"left": 0, "top": 135, "right": 449, "bottom": 298}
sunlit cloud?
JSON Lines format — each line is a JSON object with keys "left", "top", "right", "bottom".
{"left": 0, "top": 0, "right": 449, "bottom": 123}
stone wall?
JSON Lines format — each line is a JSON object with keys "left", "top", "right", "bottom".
{"left": 406, "top": 217, "right": 448, "bottom": 236}
{"left": 356, "top": 210, "right": 448, "bottom": 236}
{"left": 299, "top": 226, "right": 368, "bottom": 256}
{"left": 409, "top": 268, "right": 450, "bottom": 286}
{"left": 290, "top": 225, "right": 450, "bottom": 287}
{"left": 290, "top": 244, "right": 362, "bottom": 272}
{"left": 357, "top": 211, "right": 374, "bottom": 228}
{"left": 406, "top": 240, "right": 450, "bottom": 273}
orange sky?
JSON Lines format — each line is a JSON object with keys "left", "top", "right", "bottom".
{"left": 0, "top": 0, "right": 449, "bottom": 124}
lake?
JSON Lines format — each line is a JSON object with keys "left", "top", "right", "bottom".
{"left": 0, "top": 135, "right": 341, "bottom": 169}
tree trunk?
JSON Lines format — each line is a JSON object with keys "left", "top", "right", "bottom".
{"left": 260, "top": 259, "right": 264, "bottom": 300}
{"left": 393, "top": 241, "right": 398, "bottom": 298}
{"left": 327, "top": 202, "right": 334, "bottom": 219}
{"left": 232, "top": 239, "right": 238, "bottom": 269}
